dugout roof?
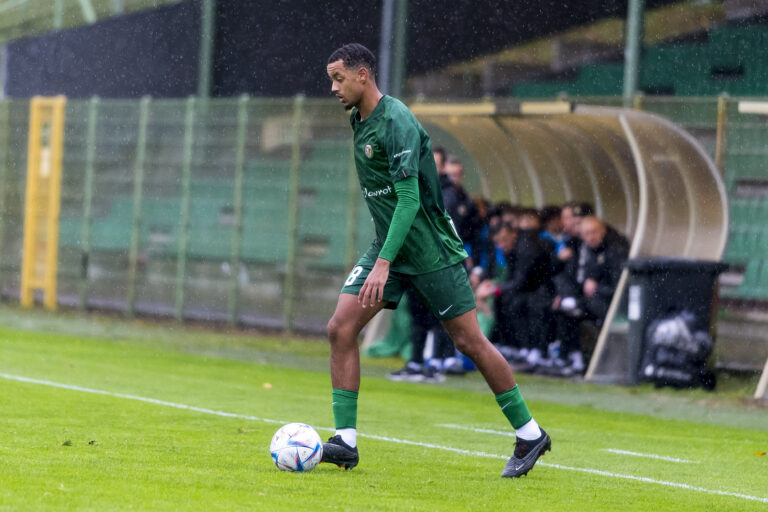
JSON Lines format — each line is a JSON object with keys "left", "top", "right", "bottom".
{"left": 410, "top": 101, "right": 729, "bottom": 261}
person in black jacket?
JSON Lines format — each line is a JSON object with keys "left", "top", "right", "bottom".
{"left": 442, "top": 155, "right": 483, "bottom": 268}
{"left": 548, "top": 202, "right": 594, "bottom": 373}
{"left": 477, "top": 222, "right": 555, "bottom": 369}
{"left": 551, "top": 215, "right": 629, "bottom": 375}
{"left": 579, "top": 216, "right": 629, "bottom": 322}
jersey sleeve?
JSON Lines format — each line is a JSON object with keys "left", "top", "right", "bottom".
{"left": 384, "top": 115, "right": 421, "bottom": 183}
{"left": 378, "top": 177, "right": 420, "bottom": 262}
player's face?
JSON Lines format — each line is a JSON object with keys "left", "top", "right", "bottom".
{"left": 562, "top": 207, "right": 580, "bottom": 236}
{"left": 519, "top": 214, "right": 540, "bottom": 231}
{"left": 493, "top": 228, "right": 517, "bottom": 254}
{"left": 581, "top": 219, "right": 606, "bottom": 249}
{"left": 444, "top": 162, "right": 464, "bottom": 185}
{"left": 327, "top": 59, "right": 365, "bottom": 111}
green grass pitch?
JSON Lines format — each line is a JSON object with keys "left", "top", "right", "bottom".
{"left": 0, "top": 306, "right": 766, "bottom": 511}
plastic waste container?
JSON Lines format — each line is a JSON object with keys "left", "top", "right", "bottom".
{"left": 625, "top": 258, "right": 728, "bottom": 387}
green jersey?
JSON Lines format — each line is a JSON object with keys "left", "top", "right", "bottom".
{"left": 350, "top": 95, "right": 467, "bottom": 275}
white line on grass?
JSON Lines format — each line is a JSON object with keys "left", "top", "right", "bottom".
{"left": 436, "top": 425, "right": 701, "bottom": 464}
{"left": 603, "top": 448, "right": 700, "bottom": 464}
{"left": 436, "top": 423, "right": 516, "bottom": 437}
{"left": 2, "top": 372, "right": 766, "bottom": 505}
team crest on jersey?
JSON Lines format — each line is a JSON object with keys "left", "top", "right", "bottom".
{"left": 364, "top": 144, "right": 374, "bottom": 159}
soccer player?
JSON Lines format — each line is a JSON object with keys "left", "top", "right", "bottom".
{"left": 322, "top": 43, "right": 550, "bottom": 478}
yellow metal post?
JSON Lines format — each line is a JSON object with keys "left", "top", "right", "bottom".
{"left": 714, "top": 93, "right": 729, "bottom": 174}
{"left": 21, "top": 96, "right": 66, "bottom": 310}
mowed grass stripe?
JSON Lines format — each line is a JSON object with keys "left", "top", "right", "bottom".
{"left": 2, "top": 372, "right": 767, "bottom": 506}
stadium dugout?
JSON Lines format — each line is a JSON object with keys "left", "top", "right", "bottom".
{"left": 409, "top": 100, "right": 729, "bottom": 384}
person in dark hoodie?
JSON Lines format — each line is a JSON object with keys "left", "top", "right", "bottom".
{"left": 551, "top": 215, "right": 629, "bottom": 375}
{"left": 549, "top": 202, "right": 594, "bottom": 374}
{"left": 578, "top": 216, "right": 629, "bottom": 322}
{"left": 442, "top": 155, "right": 482, "bottom": 268}
{"left": 477, "top": 222, "right": 555, "bottom": 369}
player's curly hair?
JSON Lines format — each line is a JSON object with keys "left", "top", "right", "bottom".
{"left": 328, "top": 43, "right": 376, "bottom": 78}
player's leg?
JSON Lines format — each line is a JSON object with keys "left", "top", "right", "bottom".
{"left": 441, "top": 309, "right": 551, "bottom": 478}
{"left": 327, "top": 293, "right": 389, "bottom": 392}
{"left": 411, "top": 263, "right": 551, "bottom": 478}
{"left": 440, "top": 309, "right": 516, "bottom": 393}
{"left": 322, "top": 256, "right": 405, "bottom": 470}
{"left": 323, "top": 293, "right": 389, "bottom": 470}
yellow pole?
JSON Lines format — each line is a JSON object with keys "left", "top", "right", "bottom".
{"left": 20, "top": 98, "right": 42, "bottom": 307}
{"left": 714, "top": 93, "right": 728, "bottom": 175}
{"left": 20, "top": 96, "right": 66, "bottom": 309}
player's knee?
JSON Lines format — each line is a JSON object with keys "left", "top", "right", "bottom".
{"left": 451, "top": 333, "right": 478, "bottom": 357}
{"left": 326, "top": 316, "right": 341, "bottom": 343}
{"left": 326, "top": 315, "right": 353, "bottom": 345}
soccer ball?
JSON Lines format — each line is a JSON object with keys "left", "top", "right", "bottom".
{"left": 269, "top": 423, "right": 324, "bottom": 472}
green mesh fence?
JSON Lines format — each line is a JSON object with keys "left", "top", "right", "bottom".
{"left": 0, "top": 95, "right": 766, "bottom": 331}
{"left": 0, "top": 96, "right": 374, "bottom": 331}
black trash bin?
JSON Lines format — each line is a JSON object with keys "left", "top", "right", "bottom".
{"left": 625, "top": 258, "right": 728, "bottom": 387}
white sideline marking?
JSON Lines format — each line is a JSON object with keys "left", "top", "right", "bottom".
{"left": 603, "top": 448, "right": 700, "bottom": 464}
{"left": 436, "top": 423, "right": 516, "bottom": 437}
{"left": 438, "top": 425, "right": 702, "bottom": 464}
{"left": 2, "top": 372, "right": 766, "bottom": 505}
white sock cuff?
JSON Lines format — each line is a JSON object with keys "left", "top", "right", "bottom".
{"left": 515, "top": 418, "right": 542, "bottom": 441}
{"left": 335, "top": 428, "right": 357, "bottom": 448}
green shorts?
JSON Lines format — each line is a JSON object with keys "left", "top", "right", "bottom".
{"left": 340, "top": 250, "right": 476, "bottom": 321}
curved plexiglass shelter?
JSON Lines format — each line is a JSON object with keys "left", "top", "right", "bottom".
{"left": 411, "top": 101, "right": 729, "bottom": 382}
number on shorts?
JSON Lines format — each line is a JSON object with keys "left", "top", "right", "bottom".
{"left": 345, "top": 266, "right": 364, "bottom": 286}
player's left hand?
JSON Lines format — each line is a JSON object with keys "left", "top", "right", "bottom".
{"left": 359, "top": 258, "right": 390, "bottom": 308}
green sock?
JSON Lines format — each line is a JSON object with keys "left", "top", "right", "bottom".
{"left": 332, "top": 389, "right": 358, "bottom": 430}
{"left": 495, "top": 385, "right": 532, "bottom": 429}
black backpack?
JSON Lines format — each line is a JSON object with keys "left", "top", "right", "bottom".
{"left": 640, "top": 311, "right": 716, "bottom": 390}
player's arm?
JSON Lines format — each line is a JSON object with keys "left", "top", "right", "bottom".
{"left": 358, "top": 115, "right": 421, "bottom": 308}
{"left": 359, "top": 179, "right": 420, "bottom": 308}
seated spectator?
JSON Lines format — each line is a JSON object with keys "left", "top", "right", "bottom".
{"left": 517, "top": 208, "right": 541, "bottom": 231}
{"left": 470, "top": 196, "right": 495, "bottom": 274}
{"left": 441, "top": 155, "right": 482, "bottom": 269}
{"left": 501, "top": 203, "right": 523, "bottom": 228}
{"left": 539, "top": 205, "right": 564, "bottom": 254}
{"left": 556, "top": 201, "right": 594, "bottom": 268}
{"left": 477, "top": 222, "right": 555, "bottom": 370}
{"left": 551, "top": 215, "right": 629, "bottom": 376}
{"left": 548, "top": 201, "right": 593, "bottom": 368}
{"left": 479, "top": 202, "right": 510, "bottom": 279}
{"left": 579, "top": 216, "right": 630, "bottom": 322}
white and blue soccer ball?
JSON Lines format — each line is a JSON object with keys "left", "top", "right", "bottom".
{"left": 270, "top": 423, "right": 323, "bottom": 472}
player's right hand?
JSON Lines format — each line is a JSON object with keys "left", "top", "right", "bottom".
{"left": 359, "top": 258, "right": 390, "bottom": 308}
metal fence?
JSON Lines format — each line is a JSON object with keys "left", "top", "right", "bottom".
{"left": 0, "top": 96, "right": 371, "bottom": 331}
{"left": 0, "top": 94, "right": 766, "bottom": 332}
